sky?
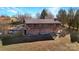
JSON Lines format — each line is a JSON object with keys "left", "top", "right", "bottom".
{"left": 0, "top": 7, "right": 78, "bottom": 18}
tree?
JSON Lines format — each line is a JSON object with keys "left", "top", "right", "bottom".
{"left": 37, "top": 9, "right": 54, "bottom": 19}
{"left": 16, "top": 14, "right": 32, "bottom": 23}
{"left": 40, "top": 9, "right": 48, "bottom": 19}
{"left": 67, "top": 8, "right": 75, "bottom": 29}
{"left": 45, "top": 12, "right": 54, "bottom": 19}
{"left": 10, "top": 21, "right": 22, "bottom": 25}
{"left": 74, "top": 9, "right": 79, "bottom": 30}
{"left": 57, "top": 9, "right": 67, "bottom": 25}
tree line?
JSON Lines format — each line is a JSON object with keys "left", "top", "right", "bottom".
{"left": 57, "top": 8, "right": 79, "bottom": 31}
{"left": 0, "top": 8, "right": 79, "bottom": 31}
{"left": 37, "top": 8, "right": 79, "bottom": 31}
{"left": 16, "top": 8, "right": 79, "bottom": 31}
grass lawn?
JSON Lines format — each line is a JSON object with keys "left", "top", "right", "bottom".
{"left": 0, "top": 34, "right": 79, "bottom": 51}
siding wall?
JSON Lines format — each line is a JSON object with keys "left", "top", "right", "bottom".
{"left": 25, "top": 24, "right": 60, "bottom": 35}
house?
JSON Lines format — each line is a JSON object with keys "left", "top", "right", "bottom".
{"left": 10, "top": 17, "right": 18, "bottom": 22}
{"left": 0, "top": 16, "right": 12, "bottom": 34}
{"left": 0, "top": 16, "right": 11, "bottom": 24}
{"left": 24, "top": 19, "right": 61, "bottom": 35}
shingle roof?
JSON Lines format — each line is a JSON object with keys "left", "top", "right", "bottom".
{"left": 25, "top": 19, "right": 61, "bottom": 24}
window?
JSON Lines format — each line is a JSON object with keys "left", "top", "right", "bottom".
{"left": 28, "top": 24, "right": 32, "bottom": 27}
{"left": 34, "top": 24, "right": 38, "bottom": 29}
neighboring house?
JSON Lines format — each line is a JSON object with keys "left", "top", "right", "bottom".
{"left": 0, "top": 16, "right": 11, "bottom": 24}
{"left": 24, "top": 19, "right": 61, "bottom": 35}
{"left": 10, "top": 17, "right": 18, "bottom": 22}
{"left": 0, "top": 16, "right": 11, "bottom": 31}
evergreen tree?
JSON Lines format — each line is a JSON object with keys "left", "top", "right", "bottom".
{"left": 40, "top": 9, "right": 48, "bottom": 19}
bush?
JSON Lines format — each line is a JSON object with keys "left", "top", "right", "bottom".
{"left": 10, "top": 21, "right": 23, "bottom": 25}
{"left": 70, "top": 31, "right": 79, "bottom": 43}
{"left": 1, "top": 33, "right": 24, "bottom": 45}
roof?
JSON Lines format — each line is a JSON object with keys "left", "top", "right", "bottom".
{"left": 25, "top": 19, "right": 61, "bottom": 24}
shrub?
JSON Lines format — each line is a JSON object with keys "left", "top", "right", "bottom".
{"left": 10, "top": 21, "right": 23, "bottom": 25}
{"left": 1, "top": 33, "right": 24, "bottom": 45}
{"left": 70, "top": 31, "right": 79, "bottom": 43}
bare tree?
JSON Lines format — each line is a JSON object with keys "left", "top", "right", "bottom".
{"left": 16, "top": 14, "right": 32, "bottom": 23}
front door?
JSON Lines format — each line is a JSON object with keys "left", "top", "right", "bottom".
{"left": 24, "top": 30, "right": 26, "bottom": 35}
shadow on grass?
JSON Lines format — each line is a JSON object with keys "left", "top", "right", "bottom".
{"left": 1, "top": 34, "right": 54, "bottom": 46}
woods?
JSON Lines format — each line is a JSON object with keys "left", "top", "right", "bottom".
{"left": 57, "top": 8, "right": 79, "bottom": 31}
